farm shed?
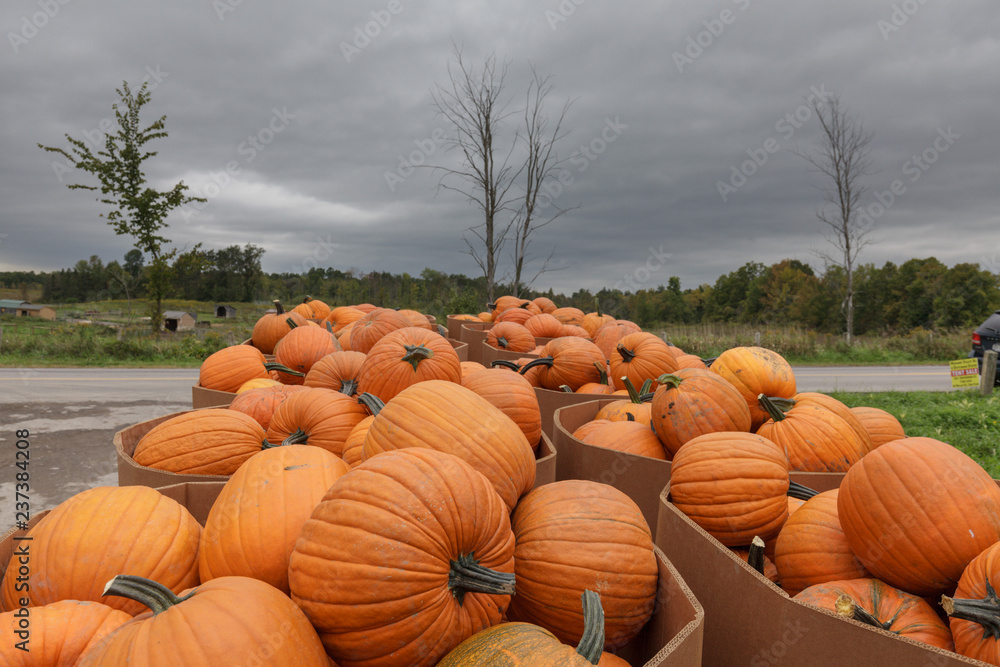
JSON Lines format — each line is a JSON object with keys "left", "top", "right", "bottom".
{"left": 214, "top": 304, "right": 237, "bottom": 318}
{"left": 163, "top": 310, "right": 197, "bottom": 332}
{"left": 0, "top": 300, "right": 56, "bottom": 320}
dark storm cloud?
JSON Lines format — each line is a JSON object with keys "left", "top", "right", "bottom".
{"left": 2, "top": 0, "right": 997, "bottom": 296}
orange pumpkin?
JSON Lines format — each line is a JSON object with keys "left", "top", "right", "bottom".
{"left": 944, "top": 540, "right": 1000, "bottom": 662}
{"left": 250, "top": 300, "right": 306, "bottom": 354}
{"left": 228, "top": 384, "right": 307, "bottom": 430}
{"left": 272, "top": 322, "right": 341, "bottom": 384}
{"left": 551, "top": 307, "right": 585, "bottom": 326}
{"left": 573, "top": 420, "right": 667, "bottom": 460}
{"left": 524, "top": 313, "right": 565, "bottom": 338}
{"left": 291, "top": 295, "right": 331, "bottom": 320}
{"left": 710, "top": 346, "right": 796, "bottom": 429}
{"left": 349, "top": 308, "right": 413, "bottom": 354}
{"left": 486, "top": 321, "right": 537, "bottom": 352}
{"left": 650, "top": 369, "right": 752, "bottom": 457}
{"left": 519, "top": 338, "right": 607, "bottom": 391}
{"left": 461, "top": 367, "right": 542, "bottom": 449}
{"left": 755, "top": 394, "right": 868, "bottom": 473}
{"left": 850, "top": 406, "right": 905, "bottom": 448}
{"left": 532, "top": 296, "right": 558, "bottom": 314}
{"left": 594, "top": 377, "right": 652, "bottom": 423}
{"left": 495, "top": 307, "right": 536, "bottom": 327}
{"left": 592, "top": 321, "right": 642, "bottom": 360}
{"left": 303, "top": 350, "right": 366, "bottom": 396}
{"left": 198, "top": 345, "right": 302, "bottom": 393}
{"left": 265, "top": 387, "right": 370, "bottom": 457}
{"left": 396, "top": 308, "right": 433, "bottom": 330}
{"left": 132, "top": 409, "right": 268, "bottom": 475}
{"left": 357, "top": 327, "right": 461, "bottom": 402}
{"left": 324, "top": 305, "right": 366, "bottom": 332}
{"left": 609, "top": 332, "right": 678, "bottom": 391}
{"left": 0, "top": 600, "right": 130, "bottom": 666}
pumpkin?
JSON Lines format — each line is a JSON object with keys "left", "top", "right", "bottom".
{"left": 574, "top": 380, "right": 616, "bottom": 395}
{"left": 560, "top": 324, "right": 592, "bottom": 339}
{"left": 303, "top": 350, "right": 367, "bottom": 396}
{"left": 477, "top": 311, "right": 494, "bottom": 322}
{"left": 650, "top": 369, "right": 752, "bottom": 457}
{"left": 357, "top": 327, "right": 461, "bottom": 403}
{"left": 251, "top": 300, "right": 306, "bottom": 354}
{"left": 491, "top": 295, "right": 534, "bottom": 315}
{"left": 572, "top": 419, "right": 667, "bottom": 460}
{"left": 795, "top": 578, "right": 954, "bottom": 650}
{"left": 132, "top": 409, "right": 268, "bottom": 475}
{"left": 519, "top": 338, "right": 607, "bottom": 391}
{"left": 524, "top": 313, "right": 565, "bottom": 338}
{"left": 551, "top": 306, "right": 586, "bottom": 325}
{"left": 288, "top": 448, "right": 516, "bottom": 666}
{"left": 0, "top": 486, "right": 200, "bottom": 616}
{"left": 341, "top": 415, "right": 374, "bottom": 468}
{"left": 397, "top": 308, "right": 433, "bottom": 330}
{"left": 838, "top": 437, "right": 1000, "bottom": 597}
{"left": 236, "top": 377, "right": 281, "bottom": 393}
{"left": 710, "top": 346, "right": 796, "bottom": 429}
{"left": 532, "top": 296, "right": 558, "bottom": 314}
{"left": 353, "top": 302, "right": 377, "bottom": 313}
{"left": 609, "top": 332, "right": 678, "bottom": 391}
{"left": 198, "top": 445, "right": 349, "bottom": 593}
{"left": 772, "top": 392, "right": 874, "bottom": 453}
{"left": 580, "top": 312, "right": 616, "bottom": 337}
{"left": 323, "top": 305, "right": 366, "bottom": 332}
{"left": 438, "top": 590, "right": 624, "bottom": 666}
{"left": 0, "top": 600, "right": 131, "bottom": 666}
{"left": 198, "top": 345, "right": 302, "bottom": 393}
{"left": 228, "top": 384, "right": 306, "bottom": 431}
{"left": 592, "top": 321, "right": 642, "bottom": 360}
{"left": 348, "top": 307, "right": 413, "bottom": 354}
{"left": 291, "top": 295, "right": 331, "bottom": 320}
{"left": 755, "top": 394, "right": 868, "bottom": 473}
{"left": 732, "top": 537, "right": 780, "bottom": 583}
{"left": 361, "top": 380, "right": 535, "bottom": 511}
{"left": 850, "top": 406, "right": 906, "bottom": 448}
{"left": 774, "top": 489, "right": 868, "bottom": 596}
{"left": 943, "top": 540, "right": 1000, "bottom": 662}
{"left": 265, "top": 387, "right": 371, "bottom": 457}
{"left": 460, "top": 360, "right": 487, "bottom": 377}
{"left": 506, "top": 481, "right": 658, "bottom": 649}
{"left": 572, "top": 419, "right": 614, "bottom": 443}
{"left": 495, "top": 307, "right": 536, "bottom": 327}
{"left": 461, "top": 367, "right": 542, "bottom": 449}
{"left": 335, "top": 320, "right": 357, "bottom": 350}
{"left": 272, "top": 320, "right": 340, "bottom": 384}
{"left": 78, "top": 575, "right": 329, "bottom": 666}
{"left": 669, "top": 431, "right": 789, "bottom": 546}
{"left": 594, "top": 377, "right": 653, "bottom": 423}
{"left": 674, "top": 353, "right": 708, "bottom": 370}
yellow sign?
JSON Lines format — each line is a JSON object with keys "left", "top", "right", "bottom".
{"left": 950, "top": 358, "right": 980, "bottom": 388}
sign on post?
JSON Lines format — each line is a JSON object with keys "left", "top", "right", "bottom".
{"left": 950, "top": 358, "right": 980, "bottom": 388}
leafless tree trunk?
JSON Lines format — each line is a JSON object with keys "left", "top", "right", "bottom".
{"left": 430, "top": 48, "right": 522, "bottom": 304}
{"left": 509, "top": 68, "right": 574, "bottom": 297}
{"left": 794, "top": 94, "right": 874, "bottom": 346}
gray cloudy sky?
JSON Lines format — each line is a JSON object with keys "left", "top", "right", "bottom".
{"left": 2, "top": 0, "right": 998, "bottom": 295}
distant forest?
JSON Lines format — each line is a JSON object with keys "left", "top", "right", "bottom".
{"left": 1, "top": 243, "right": 997, "bottom": 335}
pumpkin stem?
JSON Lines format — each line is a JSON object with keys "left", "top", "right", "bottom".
{"left": 625, "top": 412, "right": 636, "bottom": 422}
{"left": 639, "top": 392, "right": 655, "bottom": 403}
{"left": 401, "top": 344, "right": 434, "bottom": 371}
{"left": 558, "top": 384, "right": 574, "bottom": 393}
{"left": 747, "top": 536, "right": 766, "bottom": 576}
{"left": 303, "top": 295, "right": 312, "bottom": 303}
{"left": 518, "top": 357, "right": 554, "bottom": 375}
{"left": 787, "top": 481, "right": 819, "bottom": 501}
{"left": 339, "top": 379, "right": 359, "bottom": 396}
{"left": 701, "top": 356, "right": 717, "bottom": 367}
{"left": 490, "top": 360, "right": 521, "bottom": 372}
{"left": 496, "top": 336, "right": 510, "bottom": 349}
{"left": 757, "top": 394, "right": 787, "bottom": 423}
{"left": 263, "top": 362, "right": 304, "bottom": 377}
{"left": 656, "top": 373, "right": 684, "bottom": 391}
{"left": 836, "top": 594, "right": 894, "bottom": 632}
{"left": 280, "top": 428, "right": 310, "bottom": 447}
{"left": 575, "top": 590, "right": 606, "bottom": 664}
{"left": 593, "top": 362, "right": 609, "bottom": 386}
{"left": 284, "top": 316, "right": 300, "bottom": 329}
{"left": 273, "top": 299, "right": 285, "bottom": 315}
{"left": 486, "top": 301, "right": 497, "bottom": 311}
{"left": 616, "top": 343, "right": 637, "bottom": 363}
{"left": 622, "top": 376, "right": 643, "bottom": 404}
{"left": 102, "top": 575, "right": 195, "bottom": 615}
{"left": 942, "top": 580, "right": 1000, "bottom": 639}
{"left": 448, "top": 553, "right": 515, "bottom": 604}
{"left": 639, "top": 379, "right": 653, "bottom": 395}
{"left": 357, "top": 392, "right": 384, "bottom": 416}
{"left": 766, "top": 396, "right": 797, "bottom": 413}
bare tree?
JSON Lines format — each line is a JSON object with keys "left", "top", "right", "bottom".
{"left": 508, "top": 68, "right": 575, "bottom": 297}
{"left": 430, "top": 48, "right": 523, "bottom": 303}
{"left": 794, "top": 94, "right": 874, "bottom": 346}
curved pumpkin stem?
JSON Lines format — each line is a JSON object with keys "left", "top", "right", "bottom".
{"left": 576, "top": 590, "right": 606, "bottom": 664}
{"left": 401, "top": 344, "right": 434, "bottom": 371}
{"left": 625, "top": 412, "right": 635, "bottom": 422}
{"left": 103, "top": 575, "right": 195, "bottom": 615}
{"left": 518, "top": 357, "right": 554, "bottom": 375}
{"left": 836, "top": 594, "right": 894, "bottom": 632}
{"left": 273, "top": 299, "right": 285, "bottom": 315}
{"left": 357, "top": 392, "right": 384, "bottom": 416}
{"left": 284, "top": 316, "right": 299, "bottom": 329}
{"left": 757, "top": 394, "right": 787, "bottom": 423}
{"left": 943, "top": 581, "right": 1000, "bottom": 639}
{"left": 339, "top": 379, "right": 359, "bottom": 396}
{"left": 593, "top": 362, "right": 609, "bottom": 387}
{"left": 280, "top": 428, "right": 310, "bottom": 448}
{"left": 621, "top": 376, "right": 643, "bottom": 405}
{"left": 486, "top": 301, "right": 497, "bottom": 312}
{"left": 490, "top": 360, "right": 521, "bottom": 372}
{"left": 496, "top": 336, "right": 510, "bottom": 349}
{"left": 263, "top": 362, "right": 304, "bottom": 377}
{"left": 787, "top": 481, "right": 819, "bottom": 501}
{"left": 448, "top": 553, "right": 515, "bottom": 604}
{"left": 616, "top": 343, "right": 636, "bottom": 363}
{"left": 656, "top": 373, "right": 683, "bottom": 390}
{"left": 639, "top": 392, "right": 655, "bottom": 403}
{"left": 639, "top": 379, "right": 653, "bottom": 395}
{"left": 701, "top": 356, "right": 717, "bottom": 367}
{"left": 747, "top": 536, "right": 766, "bottom": 576}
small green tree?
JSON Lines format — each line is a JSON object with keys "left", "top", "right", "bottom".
{"left": 38, "top": 80, "right": 204, "bottom": 331}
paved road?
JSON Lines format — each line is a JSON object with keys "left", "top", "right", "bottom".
{"left": 791, "top": 365, "right": 955, "bottom": 393}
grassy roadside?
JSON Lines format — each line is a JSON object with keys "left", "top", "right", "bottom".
{"left": 831, "top": 390, "right": 1000, "bottom": 477}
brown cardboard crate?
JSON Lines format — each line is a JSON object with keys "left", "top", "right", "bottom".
{"left": 447, "top": 338, "right": 469, "bottom": 363}
{"left": 654, "top": 480, "right": 990, "bottom": 667}
{"left": 239, "top": 337, "right": 275, "bottom": 361}
{"left": 534, "top": 431, "right": 557, "bottom": 488}
{"left": 115, "top": 408, "right": 239, "bottom": 488}
{"left": 536, "top": 386, "right": 615, "bottom": 442}
{"left": 191, "top": 383, "right": 238, "bottom": 408}
{"left": 446, "top": 314, "right": 482, "bottom": 340}
{"left": 553, "top": 398, "right": 671, "bottom": 532}
{"left": 458, "top": 322, "right": 492, "bottom": 364}
{"left": 480, "top": 341, "right": 539, "bottom": 369}
{"left": 605, "top": 546, "right": 704, "bottom": 666}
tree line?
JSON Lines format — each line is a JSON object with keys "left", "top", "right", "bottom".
{"left": 3, "top": 253, "right": 996, "bottom": 335}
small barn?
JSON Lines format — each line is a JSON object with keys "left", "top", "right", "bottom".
{"left": 214, "top": 304, "right": 237, "bottom": 318}
{"left": 17, "top": 303, "right": 56, "bottom": 320}
{"left": 0, "top": 299, "right": 22, "bottom": 316}
{"left": 163, "top": 310, "right": 197, "bottom": 332}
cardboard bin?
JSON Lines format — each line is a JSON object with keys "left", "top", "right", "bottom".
{"left": 446, "top": 314, "right": 481, "bottom": 341}
{"left": 654, "top": 479, "right": 992, "bottom": 667}
{"left": 535, "top": 386, "right": 615, "bottom": 442}
{"left": 480, "top": 341, "right": 539, "bottom": 369}
{"left": 447, "top": 338, "right": 469, "bottom": 363}
{"left": 533, "top": 431, "right": 557, "bottom": 488}
{"left": 553, "top": 398, "right": 672, "bottom": 532}
{"left": 458, "top": 322, "right": 492, "bottom": 364}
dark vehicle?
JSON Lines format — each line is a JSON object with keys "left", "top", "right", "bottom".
{"left": 971, "top": 310, "right": 1000, "bottom": 385}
